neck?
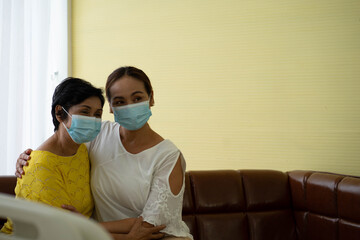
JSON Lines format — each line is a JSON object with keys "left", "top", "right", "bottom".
{"left": 119, "top": 123, "right": 152, "bottom": 143}
{"left": 53, "top": 126, "right": 81, "bottom": 156}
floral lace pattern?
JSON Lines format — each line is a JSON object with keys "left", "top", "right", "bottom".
{"left": 141, "top": 178, "right": 192, "bottom": 239}
{"left": 1, "top": 144, "right": 93, "bottom": 234}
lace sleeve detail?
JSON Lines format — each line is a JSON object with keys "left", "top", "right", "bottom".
{"left": 140, "top": 151, "right": 192, "bottom": 239}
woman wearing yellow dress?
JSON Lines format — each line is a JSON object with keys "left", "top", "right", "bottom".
{"left": 1, "top": 77, "right": 104, "bottom": 233}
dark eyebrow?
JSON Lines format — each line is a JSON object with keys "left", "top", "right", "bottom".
{"left": 113, "top": 96, "right": 124, "bottom": 100}
{"left": 131, "top": 91, "right": 145, "bottom": 96}
{"left": 113, "top": 91, "right": 145, "bottom": 99}
{"left": 79, "top": 105, "right": 103, "bottom": 111}
{"left": 78, "top": 105, "right": 91, "bottom": 109}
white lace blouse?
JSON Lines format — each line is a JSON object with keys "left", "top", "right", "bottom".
{"left": 87, "top": 121, "right": 193, "bottom": 239}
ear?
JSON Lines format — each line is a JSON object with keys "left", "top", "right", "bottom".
{"left": 55, "top": 105, "right": 64, "bottom": 122}
{"left": 150, "top": 91, "right": 155, "bottom": 107}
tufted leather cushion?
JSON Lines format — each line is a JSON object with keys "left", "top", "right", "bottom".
{"left": 288, "top": 171, "right": 360, "bottom": 240}
{"left": 183, "top": 170, "right": 297, "bottom": 240}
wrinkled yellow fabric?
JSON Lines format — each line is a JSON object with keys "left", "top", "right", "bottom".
{"left": 1, "top": 144, "right": 93, "bottom": 234}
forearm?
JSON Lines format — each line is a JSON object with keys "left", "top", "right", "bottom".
{"left": 110, "top": 233, "right": 130, "bottom": 240}
{"left": 100, "top": 218, "right": 137, "bottom": 234}
{"left": 105, "top": 217, "right": 165, "bottom": 240}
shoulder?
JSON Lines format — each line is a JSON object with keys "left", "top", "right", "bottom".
{"left": 88, "top": 121, "right": 119, "bottom": 148}
{"left": 75, "top": 144, "right": 89, "bottom": 160}
{"left": 158, "top": 139, "right": 179, "bottom": 153}
{"left": 157, "top": 139, "right": 183, "bottom": 160}
{"left": 149, "top": 139, "right": 178, "bottom": 161}
{"left": 29, "top": 150, "right": 57, "bottom": 166}
{"left": 153, "top": 139, "right": 186, "bottom": 169}
{"left": 94, "top": 121, "right": 119, "bottom": 141}
{"left": 77, "top": 143, "right": 88, "bottom": 154}
{"left": 101, "top": 120, "right": 119, "bottom": 132}
{"left": 19, "top": 151, "right": 59, "bottom": 186}
{"left": 36, "top": 135, "right": 57, "bottom": 153}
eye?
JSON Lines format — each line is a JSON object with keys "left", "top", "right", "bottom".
{"left": 134, "top": 97, "right": 142, "bottom": 102}
{"left": 81, "top": 110, "right": 90, "bottom": 115}
{"left": 113, "top": 100, "right": 125, "bottom": 106}
{"left": 94, "top": 111, "right": 102, "bottom": 118}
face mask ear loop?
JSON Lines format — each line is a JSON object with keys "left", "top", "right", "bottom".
{"left": 61, "top": 107, "right": 72, "bottom": 131}
{"left": 61, "top": 107, "right": 72, "bottom": 118}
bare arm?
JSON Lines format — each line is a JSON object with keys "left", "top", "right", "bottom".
{"left": 61, "top": 205, "right": 165, "bottom": 240}
{"left": 100, "top": 218, "right": 136, "bottom": 234}
{"left": 168, "top": 157, "right": 184, "bottom": 195}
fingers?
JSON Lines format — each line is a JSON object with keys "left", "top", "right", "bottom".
{"left": 15, "top": 149, "right": 32, "bottom": 178}
{"left": 143, "top": 221, "right": 166, "bottom": 238}
{"left": 16, "top": 159, "right": 28, "bottom": 176}
{"left": 127, "top": 217, "right": 144, "bottom": 239}
{"left": 20, "top": 148, "right": 32, "bottom": 163}
{"left": 150, "top": 233, "right": 165, "bottom": 239}
{"left": 129, "top": 217, "right": 166, "bottom": 240}
{"left": 151, "top": 225, "right": 166, "bottom": 233}
{"left": 20, "top": 159, "right": 29, "bottom": 166}
{"left": 20, "top": 153, "right": 31, "bottom": 162}
{"left": 139, "top": 217, "right": 165, "bottom": 233}
{"left": 61, "top": 204, "right": 78, "bottom": 212}
{"left": 61, "top": 205, "right": 81, "bottom": 215}
{"left": 25, "top": 148, "right": 33, "bottom": 155}
{"left": 15, "top": 161, "right": 23, "bottom": 178}
{"left": 133, "top": 216, "right": 143, "bottom": 228}
{"left": 15, "top": 171, "right": 21, "bottom": 178}
{"left": 61, "top": 204, "right": 74, "bottom": 211}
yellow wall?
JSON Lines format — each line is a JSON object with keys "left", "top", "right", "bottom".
{"left": 72, "top": 0, "right": 360, "bottom": 175}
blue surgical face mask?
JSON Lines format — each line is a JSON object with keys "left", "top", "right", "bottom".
{"left": 112, "top": 100, "right": 152, "bottom": 131}
{"left": 62, "top": 107, "right": 101, "bottom": 144}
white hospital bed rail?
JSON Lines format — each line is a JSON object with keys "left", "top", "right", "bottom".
{"left": 0, "top": 193, "right": 112, "bottom": 240}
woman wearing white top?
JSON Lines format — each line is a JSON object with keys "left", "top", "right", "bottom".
{"left": 16, "top": 66, "right": 193, "bottom": 240}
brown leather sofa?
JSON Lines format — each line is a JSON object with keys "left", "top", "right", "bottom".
{"left": 1, "top": 170, "right": 360, "bottom": 240}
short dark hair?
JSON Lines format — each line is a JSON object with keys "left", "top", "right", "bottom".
{"left": 105, "top": 66, "right": 153, "bottom": 102}
{"left": 51, "top": 77, "right": 105, "bottom": 131}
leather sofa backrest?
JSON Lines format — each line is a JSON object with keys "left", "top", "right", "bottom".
{"left": 183, "top": 170, "right": 297, "bottom": 240}
{"left": 0, "top": 176, "right": 17, "bottom": 227}
{"left": 288, "top": 170, "right": 360, "bottom": 240}
{"left": 2, "top": 171, "right": 360, "bottom": 240}
{"left": 0, "top": 176, "right": 16, "bottom": 196}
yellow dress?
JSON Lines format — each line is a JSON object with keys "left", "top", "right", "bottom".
{"left": 1, "top": 144, "right": 94, "bottom": 234}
